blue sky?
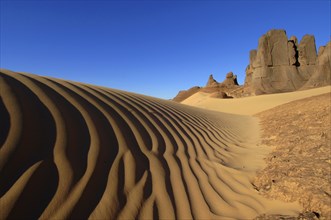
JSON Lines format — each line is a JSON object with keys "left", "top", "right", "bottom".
{"left": 1, "top": 0, "right": 330, "bottom": 99}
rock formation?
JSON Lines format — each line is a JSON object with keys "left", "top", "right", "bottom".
{"left": 221, "top": 72, "right": 239, "bottom": 88}
{"left": 301, "top": 42, "right": 331, "bottom": 89}
{"left": 298, "top": 35, "right": 317, "bottom": 66}
{"left": 206, "top": 74, "right": 218, "bottom": 87}
{"left": 173, "top": 72, "right": 240, "bottom": 102}
{"left": 245, "top": 29, "right": 330, "bottom": 95}
{"left": 173, "top": 29, "right": 330, "bottom": 101}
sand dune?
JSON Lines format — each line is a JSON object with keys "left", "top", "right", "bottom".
{"left": 0, "top": 69, "right": 302, "bottom": 219}
{"left": 182, "top": 86, "right": 331, "bottom": 115}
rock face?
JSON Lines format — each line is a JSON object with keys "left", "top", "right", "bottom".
{"left": 252, "top": 30, "right": 289, "bottom": 67}
{"left": 173, "top": 29, "right": 330, "bottom": 102}
{"left": 245, "top": 29, "right": 330, "bottom": 95}
{"left": 298, "top": 35, "right": 317, "bottom": 65}
{"left": 301, "top": 42, "right": 331, "bottom": 89}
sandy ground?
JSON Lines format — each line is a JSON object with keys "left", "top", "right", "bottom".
{"left": 181, "top": 86, "right": 331, "bottom": 115}
{"left": 182, "top": 87, "right": 331, "bottom": 219}
{"left": 253, "top": 93, "right": 331, "bottom": 219}
{"left": 0, "top": 69, "right": 328, "bottom": 219}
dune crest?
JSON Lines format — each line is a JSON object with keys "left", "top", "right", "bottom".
{"left": 0, "top": 69, "right": 300, "bottom": 219}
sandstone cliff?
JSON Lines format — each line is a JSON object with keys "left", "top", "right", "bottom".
{"left": 245, "top": 29, "right": 330, "bottom": 95}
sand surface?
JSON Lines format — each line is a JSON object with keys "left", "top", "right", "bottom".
{"left": 0, "top": 69, "right": 314, "bottom": 219}
{"left": 254, "top": 93, "right": 331, "bottom": 219}
{"left": 181, "top": 86, "right": 331, "bottom": 115}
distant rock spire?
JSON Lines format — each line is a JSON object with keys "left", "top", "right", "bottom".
{"left": 206, "top": 74, "right": 217, "bottom": 87}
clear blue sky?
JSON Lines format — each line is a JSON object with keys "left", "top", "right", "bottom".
{"left": 1, "top": 0, "right": 330, "bottom": 99}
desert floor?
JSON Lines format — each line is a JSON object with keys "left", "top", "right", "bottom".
{"left": 0, "top": 69, "right": 330, "bottom": 219}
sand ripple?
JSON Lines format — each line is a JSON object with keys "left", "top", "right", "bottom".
{"left": 0, "top": 70, "right": 300, "bottom": 219}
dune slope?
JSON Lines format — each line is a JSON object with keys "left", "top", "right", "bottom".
{"left": 0, "top": 70, "right": 300, "bottom": 219}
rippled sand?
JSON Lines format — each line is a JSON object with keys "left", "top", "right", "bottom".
{"left": 0, "top": 69, "right": 306, "bottom": 219}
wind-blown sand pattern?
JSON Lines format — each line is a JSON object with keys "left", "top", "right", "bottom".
{"left": 0, "top": 69, "right": 301, "bottom": 219}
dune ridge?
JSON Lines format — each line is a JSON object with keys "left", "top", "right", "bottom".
{"left": 0, "top": 69, "right": 300, "bottom": 219}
